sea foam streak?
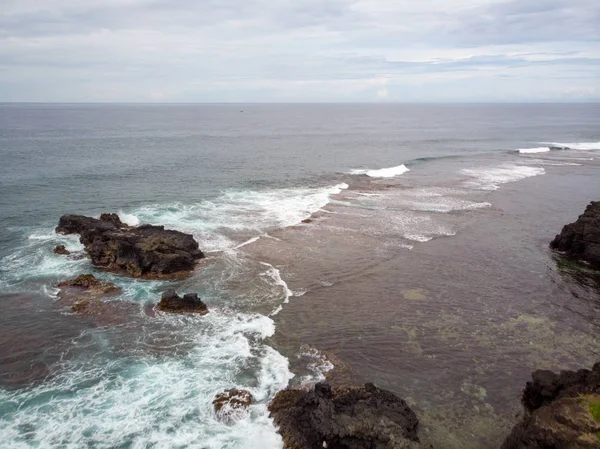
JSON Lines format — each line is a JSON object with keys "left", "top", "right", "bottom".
{"left": 517, "top": 147, "right": 551, "bottom": 154}
{"left": 350, "top": 164, "right": 410, "bottom": 178}
{"left": 462, "top": 164, "right": 545, "bottom": 191}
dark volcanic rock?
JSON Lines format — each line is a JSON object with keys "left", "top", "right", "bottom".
{"left": 53, "top": 245, "right": 70, "bottom": 255}
{"left": 56, "top": 213, "right": 204, "bottom": 278}
{"left": 213, "top": 388, "right": 254, "bottom": 412}
{"left": 157, "top": 289, "right": 208, "bottom": 314}
{"left": 502, "top": 363, "right": 600, "bottom": 449}
{"left": 269, "top": 382, "right": 424, "bottom": 449}
{"left": 551, "top": 201, "right": 600, "bottom": 270}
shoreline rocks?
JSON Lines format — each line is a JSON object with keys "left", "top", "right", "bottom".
{"left": 56, "top": 213, "right": 204, "bottom": 278}
{"left": 551, "top": 201, "right": 600, "bottom": 270}
{"left": 269, "top": 382, "right": 425, "bottom": 449}
{"left": 157, "top": 289, "right": 208, "bottom": 314}
{"left": 502, "top": 362, "right": 600, "bottom": 449}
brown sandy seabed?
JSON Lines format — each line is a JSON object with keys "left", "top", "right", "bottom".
{"left": 235, "top": 155, "right": 600, "bottom": 448}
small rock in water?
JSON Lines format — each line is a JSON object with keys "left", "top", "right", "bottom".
{"left": 213, "top": 388, "right": 254, "bottom": 423}
{"left": 58, "top": 274, "right": 119, "bottom": 294}
{"left": 157, "top": 289, "right": 209, "bottom": 314}
{"left": 213, "top": 388, "right": 254, "bottom": 412}
{"left": 57, "top": 274, "right": 126, "bottom": 318}
{"left": 53, "top": 245, "right": 70, "bottom": 255}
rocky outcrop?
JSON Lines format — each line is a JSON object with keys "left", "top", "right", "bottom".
{"left": 56, "top": 213, "right": 204, "bottom": 278}
{"left": 157, "top": 289, "right": 208, "bottom": 314}
{"left": 57, "top": 274, "right": 123, "bottom": 316}
{"left": 269, "top": 382, "right": 425, "bottom": 449}
{"left": 53, "top": 245, "right": 70, "bottom": 255}
{"left": 502, "top": 363, "right": 600, "bottom": 449}
{"left": 551, "top": 202, "right": 600, "bottom": 270}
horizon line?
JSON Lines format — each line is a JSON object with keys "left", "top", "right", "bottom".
{"left": 1, "top": 101, "right": 600, "bottom": 105}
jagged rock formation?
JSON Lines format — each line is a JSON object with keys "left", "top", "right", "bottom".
{"left": 551, "top": 202, "right": 600, "bottom": 270}
{"left": 56, "top": 213, "right": 204, "bottom": 278}
{"left": 502, "top": 362, "right": 600, "bottom": 449}
{"left": 157, "top": 289, "right": 208, "bottom": 314}
{"left": 269, "top": 382, "right": 427, "bottom": 449}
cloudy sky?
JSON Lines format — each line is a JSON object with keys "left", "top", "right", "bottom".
{"left": 1, "top": 0, "right": 599, "bottom": 102}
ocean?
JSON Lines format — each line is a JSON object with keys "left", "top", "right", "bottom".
{"left": 0, "top": 103, "right": 599, "bottom": 448}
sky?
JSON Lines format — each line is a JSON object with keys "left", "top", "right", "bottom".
{"left": 1, "top": 0, "right": 599, "bottom": 102}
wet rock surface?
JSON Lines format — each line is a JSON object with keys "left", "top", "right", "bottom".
{"left": 157, "top": 289, "right": 209, "bottom": 314}
{"left": 213, "top": 388, "right": 254, "bottom": 412}
{"left": 56, "top": 213, "right": 204, "bottom": 278}
{"left": 53, "top": 245, "right": 70, "bottom": 255}
{"left": 551, "top": 201, "right": 600, "bottom": 270}
{"left": 56, "top": 274, "right": 133, "bottom": 321}
{"left": 502, "top": 363, "right": 600, "bottom": 449}
{"left": 269, "top": 382, "right": 426, "bottom": 449}
{"left": 58, "top": 274, "right": 120, "bottom": 294}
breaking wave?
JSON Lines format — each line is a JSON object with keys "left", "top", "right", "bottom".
{"left": 543, "top": 141, "right": 600, "bottom": 151}
{"left": 349, "top": 164, "right": 410, "bottom": 178}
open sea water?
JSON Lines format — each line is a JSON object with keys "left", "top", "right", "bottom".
{"left": 0, "top": 103, "right": 599, "bottom": 448}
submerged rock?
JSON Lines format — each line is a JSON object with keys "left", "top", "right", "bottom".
{"left": 58, "top": 274, "right": 120, "bottom": 294}
{"left": 56, "top": 213, "right": 204, "bottom": 278}
{"left": 57, "top": 274, "right": 125, "bottom": 317}
{"left": 53, "top": 245, "right": 70, "bottom": 255}
{"left": 551, "top": 201, "right": 600, "bottom": 270}
{"left": 157, "top": 289, "right": 208, "bottom": 314}
{"left": 213, "top": 389, "right": 254, "bottom": 423}
{"left": 269, "top": 382, "right": 425, "bottom": 449}
{"left": 502, "top": 362, "right": 600, "bottom": 449}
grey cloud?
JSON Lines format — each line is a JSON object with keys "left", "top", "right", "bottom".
{"left": 0, "top": 0, "right": 598, "bottom": 101}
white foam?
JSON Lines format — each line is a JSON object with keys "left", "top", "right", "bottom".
{"left": 352, "top": 188, "right": 491, "bottom": 213}
{"left": 297, "top": 345, "right": 334, "bottom": 384}
{"left": 350, "top": 164, "right": 410, "bottom": 178}
{"left": 0, "top": 311, "right": 293, "bottom": 448}
{"left": 462, "top": 164, "right": 545, "bottom": 191}
{"left": 544, "top": 141, "right": 600, "bottom": 150}
{"left": 235, "top": 236, "right": 261, "bottom": 249}
{"left": 383, "top": 212, "right": 457, "bottom": 243}
{"left": 123, "top": 183, "right": 348, "bottom": 252}
{"left": 517, "top": 147, "right": 551, "bottom": 154}
{"left": 118, "top": 210, "right": 141, "bottom": 226}
{"left": 260, "top": 262, "right": 293, "bottom": 305}
{"left": 0, "top": 232, "right": 90, "bottom": 289}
